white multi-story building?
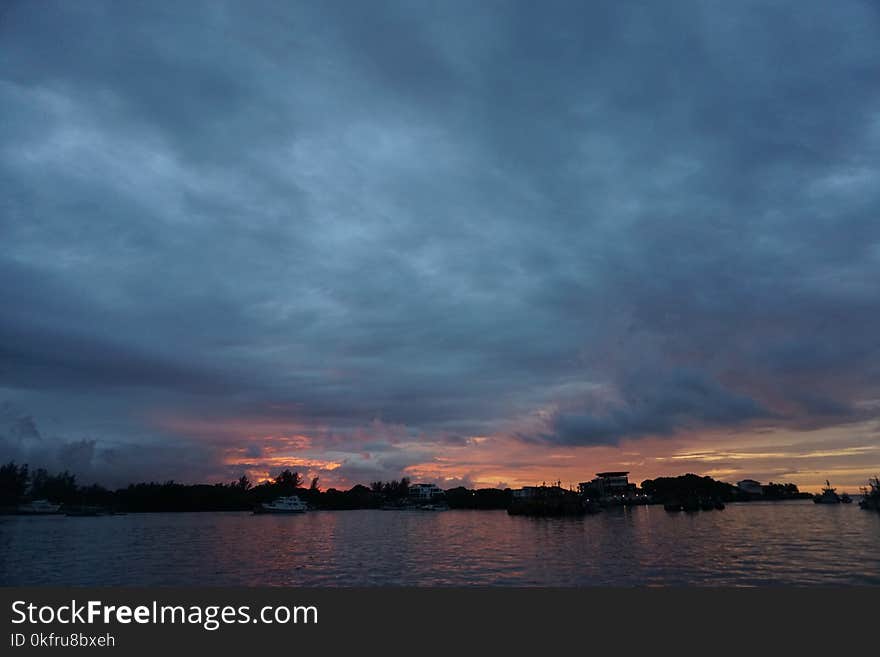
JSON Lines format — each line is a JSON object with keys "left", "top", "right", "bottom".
{"left": 409, "top": 483, "right": 444, "bottom": 500}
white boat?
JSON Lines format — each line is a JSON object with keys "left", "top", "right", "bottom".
{"left": 16, "top": 499, "right": 62, "bottom": 515}
{"left": 416, "top": 502, "right": 450, "bottom": 511}
{"left": 254, "top": 495, "right": 308, "bottom": 514}
{"left": 813, "top": 480, "right": 841, "bottom": 504}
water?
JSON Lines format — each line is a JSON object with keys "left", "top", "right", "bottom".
{"left": 1, "top": 501, "right": 878, "bottom": 586}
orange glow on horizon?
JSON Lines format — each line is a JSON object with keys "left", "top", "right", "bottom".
{"left": 148, "top": 410, "right": 879, "bottom": 495}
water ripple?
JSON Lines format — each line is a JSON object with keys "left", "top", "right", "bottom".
{"left": 1, "top": 502, "right": 877, "bottom": 586}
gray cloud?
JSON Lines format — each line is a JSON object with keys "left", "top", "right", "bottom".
{"left": 2, "top": 1, "right": 879, "bottom": 481}
{"left": 530, "top": 369, "right": 772, "bottom": 447}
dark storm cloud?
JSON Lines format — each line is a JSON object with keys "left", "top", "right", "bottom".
{"left": 0, "top": 260, "right": 237, "bottom": 393}
{"left": 0, "top": 403, "right": 220, "bottom": 486}
{"left": 531, "top": 369, "right": 773, "bottom": 447}
{"left": 1, "top": 0, "right": 879, "bottom": 479}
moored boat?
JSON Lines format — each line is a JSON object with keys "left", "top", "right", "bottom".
{"left": 417, "top": 502, "right": 450, "bottom": 511}
{"left": 813, "top": 480, "right": 841, "bottom": 504}
{"left": 64, "top": 505, "right": 108, "bottom": 516}
{"left": 16, "top": 499, "right": 62, "bottom": 515}
{"left": 254, "top": 495, "right": 308, "bottom": 514}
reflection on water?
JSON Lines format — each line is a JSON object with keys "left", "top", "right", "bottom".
{"left": 1, "top": 501, "right": 878, "bottom": 586}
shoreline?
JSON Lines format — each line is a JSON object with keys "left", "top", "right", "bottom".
{"left": 0, "top": 496, "right": 853, "bottom": 517}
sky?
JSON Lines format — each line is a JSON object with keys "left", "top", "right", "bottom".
{"left": 1, "top": 1, "right": 879, "bottom": 493}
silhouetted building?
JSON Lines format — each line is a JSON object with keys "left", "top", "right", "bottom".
{"left": 737, "top": 479, "right": 763, "bottom": 495}
{"left": 512, "top": 486, "right": 540, "bottom": 499}
{"left": 579, "top": 472, "right": 635, "bottom": 497}
{"left": 512, "top": 485, "right": 567, "bottom": 499}
{"left": 409, "top": 483, "right": 443, "bottom": 500}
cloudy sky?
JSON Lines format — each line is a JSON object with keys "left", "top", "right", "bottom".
{"left": 2, "top": 1, "right": 879, "bottom": 492}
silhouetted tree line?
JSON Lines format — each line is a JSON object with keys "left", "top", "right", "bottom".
{"left": 369, "top": 477, "right": 410, "bottom": 499}
{"left": 640, "top": 474, "right": 739, "bottom": 502}
{"left": 1, "top": 462, "right": 82, "bottom": 508}
{"left": 0, "top": 461, "right": 30, "bottom": 506}
{"left": 2, "top": 461, "right": 808, "bottom": 513}
{"left": 640, "top": 473, "right": 808, "bottom": 502}
{"left": 0, "top": 463, "right": 510, "bottom": 512}
{"left": 759, "top": 481, "right": 810, "bottom": 499}
{"left": 444, "top": 486, "right": 512, "bottom": 509}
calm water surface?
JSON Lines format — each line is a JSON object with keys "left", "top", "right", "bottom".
{"left": 1, "top": 501, "right": 878, "bottom": 586}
